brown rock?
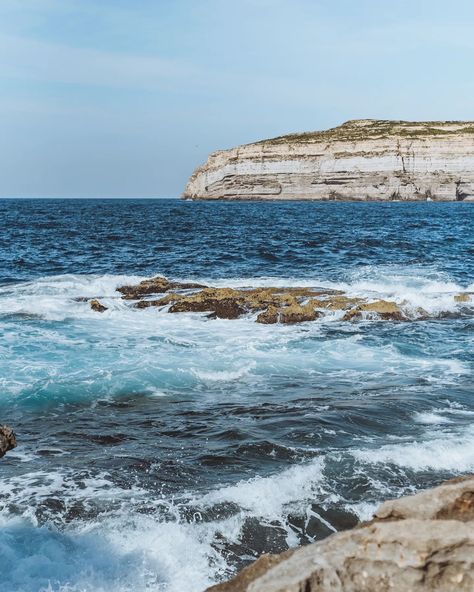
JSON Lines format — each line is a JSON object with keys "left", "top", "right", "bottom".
{"left": 90, "top": 299, "right": 108, "bottom": 313}
{"left": 280, "top": 302, "right": 320, "bottom": 323}
{"left": 0, "top": 425, "right": 16, "bottom": 458}
{"left": 117, "top": 276, "right": 206, "bottom": 300}
{"left": 256, "top": 302, "right": 320, "bottom": 324}
{"left": 256, "top": 305, "right": 280, "bottom": 324}
{"left": 454, "top": 293, "right": 472, "bottom": 303}
{"left": 311, "top": 295, "right": 365, "bottom": 310}
{"left": 94, "top": 278, "right": 439, "bottom": 325}
{"left": 168, "top": 288, "right": 246, "bottom": 319}
{"left": 343, "top": 299, "right": 406, "bottom": 321}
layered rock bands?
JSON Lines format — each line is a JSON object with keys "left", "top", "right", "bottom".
{"left": 183, "top": 120, "right": 474, "bottom": 201}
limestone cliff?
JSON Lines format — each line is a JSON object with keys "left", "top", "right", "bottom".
{"left": 183, "top": 120, "right": 474, "bottom": 201}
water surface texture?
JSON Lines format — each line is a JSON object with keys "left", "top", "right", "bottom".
{"left": 0, "top": 199, "right": 473, "bottom": 591}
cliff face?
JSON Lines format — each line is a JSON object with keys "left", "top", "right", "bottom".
{"left": 183, "top": 120, "right": 474, "bottom": 201}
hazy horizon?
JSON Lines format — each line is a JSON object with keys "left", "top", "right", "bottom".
{"left": 1, "top": 0, "right": 474, "bottom": 198}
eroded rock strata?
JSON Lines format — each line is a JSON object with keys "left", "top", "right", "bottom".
{"left": 207, "top": 476, "right": 474, "bottom": 592}
{"left": 183, "top": 120, "right": 474, "bottom": 201}
{"left": 84, "top": 276, "right": 472, "bottom": 323}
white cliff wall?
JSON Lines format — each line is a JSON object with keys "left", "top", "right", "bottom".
{"left": 183, "top": 120, "right": 474, "bottom": 201}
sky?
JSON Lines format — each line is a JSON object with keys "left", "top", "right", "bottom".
{"left": 1, "top": 0, "right": 474, "bottom": 198}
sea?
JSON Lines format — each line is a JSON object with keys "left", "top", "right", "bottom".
{"left": 0, "top": 198, "right": 472, "bottom": 591}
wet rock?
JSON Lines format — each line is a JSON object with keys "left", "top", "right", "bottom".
{"left": 0, "top": 425, "right": 17, "bottom": 458}
{"left": 280, "top": 302, "right": 320, "bottom": 324}
{"left": 88, "top": 276, "right": 442, "bottom": 324}
{"left": 168, "top": 288, "right": 246, "bottom": 319}
{"left": 343, "top": 299, "right": 406, "bottom": 321}
{"left": 256, "top": 305, "right": 280, "bottom": 324}
{"left": 207, "top": 476, "right": 474, "bottom": 592}
{"left": 160, "top": 286, "right": 327, "bottom": 322}
{"left": 455, "top": 293, "right": 472, "bottom": 303}
{"left": 90, "top": 299, "right": 108, "bottom": 313}
{"left": 117, "top": 276, "right": 205, "bottom": 300}
{"left": 257, "top": 302, "right": 320, "bottom": 324}
{"left": 311, "top": 295, "right": 364, "bottom": 310}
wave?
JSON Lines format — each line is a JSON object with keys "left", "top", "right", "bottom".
{"left": 0, "top": 269, "right": 469, "bottom": 409}
{"left": 0, "top": 266, "right": 471, "bottom": 322}
{"left": 353, "top": 424, "right": 474, "bottom": 472}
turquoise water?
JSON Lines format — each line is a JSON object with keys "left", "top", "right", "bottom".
{"left": 0, "top": 199, "right": 473, "bottom": 591}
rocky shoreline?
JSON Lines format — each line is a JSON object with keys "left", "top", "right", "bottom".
{"left": 183, "top": 119, "right": 474, "bottom": 201}
{"left": 206, "top": 476, "right": 474, "bottom": 591}
{"left": 88, "top": 276, "right": 472, "bottom": 324}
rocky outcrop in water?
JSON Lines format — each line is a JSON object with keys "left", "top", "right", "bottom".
{"left": 113, "top": 278, "right": 413, "bottom": 323}
{"left": 84, "top": 276, "right": 472, "bottom": 324}
{"left": 183, "top": 120, "right": 474, "bottom": 201}
{"left": 90, "top": 299, "right": 108, "bottom": 313}
{"left": 0, "top": 425, "right": 16, "bottom": 458}
{"left": 207, "top": 476, "right": 474, "bottom": 592}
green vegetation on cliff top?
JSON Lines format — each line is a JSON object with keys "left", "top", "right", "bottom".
{"left": 256, "top": 119, "right": 474, "bottom": 145}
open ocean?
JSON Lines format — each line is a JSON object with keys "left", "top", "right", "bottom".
{"left": 0, "top": 198, "right": 473, "bottom": 592}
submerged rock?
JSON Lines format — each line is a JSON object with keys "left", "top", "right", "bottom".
{"left": 207, "top": 476, "right": 474, "bottom": 592}
{"left": 90, "top": 299, "right": 108, "bottom": 313}
{"left": 0, "top": 425, "right": 17, "bottom": 458}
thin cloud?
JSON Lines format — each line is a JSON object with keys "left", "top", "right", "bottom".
{"left": 0, "top": 34, "right": 195, "bottom": 91}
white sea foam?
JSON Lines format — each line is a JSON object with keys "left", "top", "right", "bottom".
{"left": 413, "top": 411, "right": 452, "bottom": 425}
{"left": 0, "top": 267, "right": 471, "bottom": 323}
{"left": 353, "top": 425, "right": 474, "bottom": 472}
{"left": 199, "top": 457, "right": 326, "bottom": 521}
{"left": 0, "top": 459, "right": 330, "bottom": 592}
{"left": 0, "top": 271, "right": 468, "bottom": 407}
{"left": 191, "top": 361, "right": 257, "bottom": 382}
{"left": 0, "top": 268, "right": 471, "bottom": 590}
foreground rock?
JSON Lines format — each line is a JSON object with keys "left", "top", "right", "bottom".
{"left": 0, "top": 425, "right": 17, "bottom": 458}
{"left": 184, "top": 119, "right": 474, "bottom": 201}
{"left": 207, "top": 476, "right": 474, "bottom": 592}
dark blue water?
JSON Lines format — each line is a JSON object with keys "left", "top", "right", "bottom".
{"left": 0, "top": 199, "right": 472, "bottom": 592}
{"left": 1, "top": 199, "right": 472, "bottom": 282}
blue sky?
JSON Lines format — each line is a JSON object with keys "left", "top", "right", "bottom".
{"left": 1, "top": 0, "right": 474, "bottom": 197}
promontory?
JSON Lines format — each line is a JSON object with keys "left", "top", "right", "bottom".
{"left": 183, "top": 119, "right": 474, "bottom": 201}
